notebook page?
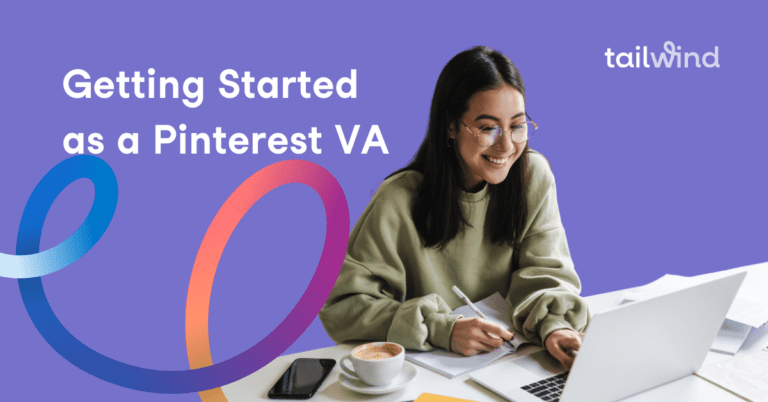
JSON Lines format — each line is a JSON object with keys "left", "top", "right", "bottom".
{"left": 454, "top": 293, "right": 511, "bottom": 328}
{"left": 406, "top": 345, "right": 513, "bottom": 378}
{"left": 405, "top": 292, "right": 525, "bottom": 378}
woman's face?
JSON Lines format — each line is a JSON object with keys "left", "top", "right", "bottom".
{"left": 450, "top": 84, "right": 527, "bottom": 191}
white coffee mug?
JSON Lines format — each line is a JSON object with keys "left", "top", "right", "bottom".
{"left": 339, "top": 342, "right": 404, "bottom": 386}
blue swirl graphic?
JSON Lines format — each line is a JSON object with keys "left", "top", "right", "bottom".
{"left": 1, "top": 155, "right": 118, "bottom": 278}
{"left": 3, "top": 155, "right": 350, "bottom": 394}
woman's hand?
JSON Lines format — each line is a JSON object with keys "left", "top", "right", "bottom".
{"left": 450, "top": 317, "right": 515, "bottom": 356}
{"left": 545, "top": 329, "right": 585, "bottom": 370}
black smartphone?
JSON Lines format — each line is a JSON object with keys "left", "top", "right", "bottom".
{"left": 267, "top": 358, "right": 337, "bottom": 399}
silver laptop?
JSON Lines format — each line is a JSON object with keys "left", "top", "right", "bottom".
{"left": 470, "top": 271, "right": 746, "bottom": 402}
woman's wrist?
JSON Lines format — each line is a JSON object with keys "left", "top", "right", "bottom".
{"left": 539, "top": 314, "right": 576, "bottom": 345}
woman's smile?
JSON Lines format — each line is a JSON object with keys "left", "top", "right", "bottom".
{"left": 483, "top": 154, "right": 511, "bottom": 165}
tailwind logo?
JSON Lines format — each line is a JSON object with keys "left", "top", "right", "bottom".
{"left": 605, "top": 41, "right": 719, "bottom": 68}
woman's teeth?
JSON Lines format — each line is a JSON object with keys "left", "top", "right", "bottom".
{"left": 484, "top": 155, "right": 506, "bottom": 165}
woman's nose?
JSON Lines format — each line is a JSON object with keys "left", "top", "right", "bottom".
{"left": 495, "top": 129, "right": 515, "bottom": 152}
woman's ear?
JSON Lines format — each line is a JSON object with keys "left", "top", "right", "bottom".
{"left": 447, "top": 116, "right": 457, "bottom": 140}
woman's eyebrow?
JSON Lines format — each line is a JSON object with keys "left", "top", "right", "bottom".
{"left": 473, "top": 112, "right": 526, "bottom": 122}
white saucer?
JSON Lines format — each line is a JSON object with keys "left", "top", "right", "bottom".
{"left": 339, "top": 362, "right": 418, "bottom": 395}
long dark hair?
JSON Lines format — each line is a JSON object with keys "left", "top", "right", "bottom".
{"left": 390, "top": 46, "right": 531, "bottom": 268}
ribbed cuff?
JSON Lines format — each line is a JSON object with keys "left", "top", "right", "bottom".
{"left": 538, "top": 314, "right": 575, "bottom": 345}
{"left": 425, "top": 313, "right": 462, "bottom": 351}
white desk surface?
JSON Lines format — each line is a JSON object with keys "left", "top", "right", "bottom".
{"left": 223, "top": 263, "right": 768, "bottom": 402}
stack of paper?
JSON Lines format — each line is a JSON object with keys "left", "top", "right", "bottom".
{"left": 620, "top": 268, "right": 768, "bottom": 355}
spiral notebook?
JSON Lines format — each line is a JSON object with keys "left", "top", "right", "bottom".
{"left": 405, "top": 293, "right": 535, "bottom": 378}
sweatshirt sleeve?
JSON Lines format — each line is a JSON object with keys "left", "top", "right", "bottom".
{"left": 318, "top": 174, "right": 461, "bottom": 351}
{"left": 506, "top": 155, "right": 590, "bottom": 345}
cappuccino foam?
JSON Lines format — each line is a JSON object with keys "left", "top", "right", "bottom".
{"left": 354, "top": 343, "right": 401, "bottom": 360}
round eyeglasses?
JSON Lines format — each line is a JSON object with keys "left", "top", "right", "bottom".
{"left": 460, "top": 115, "right": 538, "bottom": 147}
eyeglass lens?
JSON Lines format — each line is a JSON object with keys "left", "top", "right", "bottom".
{"left": 477, "top": 122, "right": 534, "bottom": 146}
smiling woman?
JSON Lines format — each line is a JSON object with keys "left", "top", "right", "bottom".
{"left": 450, "top": 85, "right": 531, "bottom": 191}
{"left": 319, "top": 46, "right": 589, "bottom": 370}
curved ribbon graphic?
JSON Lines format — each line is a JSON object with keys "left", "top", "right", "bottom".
{"left": 7, "top": 155, "right": 349, "bottom": 395}
{"left": 184, "top": 160, "right": 350, "bottom": 401}
{"left": 2, "top": 155, "right": 118, "bottom": 278}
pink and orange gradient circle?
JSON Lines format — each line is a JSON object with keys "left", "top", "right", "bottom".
{"left": 185, "top": 160, "right": 349, "bottom": 402}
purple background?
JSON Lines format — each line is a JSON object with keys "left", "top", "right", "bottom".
{"left": 1, "top": 1, "right": 767, "bottom": 401}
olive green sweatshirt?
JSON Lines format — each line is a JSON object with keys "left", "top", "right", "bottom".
{"left": 319, "top": 152, "right": 589, "bottom": 351}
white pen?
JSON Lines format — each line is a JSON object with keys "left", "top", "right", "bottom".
{"left": 452, "top": 285, "right": 515, "bottom": 348}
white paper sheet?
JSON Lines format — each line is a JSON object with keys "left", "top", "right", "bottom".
{"left": 694, "top": 266, "right": 768, "bottom": 306}
{"left": 697, "top": 347, "right": 768, "bottom": 401}
{"left": 405, "top": 293, "right": 528, "bottom": 378}
{"left": 405, "top": 345, "right": 513, "bottom": 378}
{"left": 710, "top": 320, "right": 752, "bottom": 355}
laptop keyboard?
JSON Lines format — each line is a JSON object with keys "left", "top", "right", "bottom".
{"left": 520, "top": 372, "right": 568, "bottom": 401}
